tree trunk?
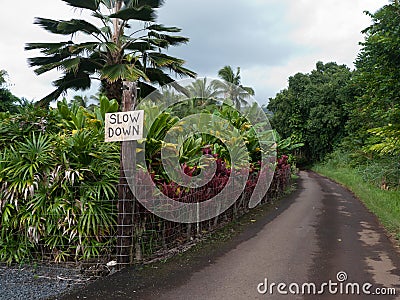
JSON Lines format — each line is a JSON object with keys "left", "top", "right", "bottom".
{"left": 116, "top": 81, "right": 137, "bottom": 267}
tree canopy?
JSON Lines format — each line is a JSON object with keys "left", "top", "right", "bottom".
{"left": 26, "top": 0, "right": 196, "bottom": 107}
{"left": 346, "top": 1, "right": 400, "bottom": 156}
{"left": 0, "top": 70, "right": 19, "bottom": 113}
{"left": 267, "top": 62, "right": 353, "bottom": 163}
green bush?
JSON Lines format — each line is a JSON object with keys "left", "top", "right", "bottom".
{"left": 0, "top": 96, "right": 119, "bottom": 263}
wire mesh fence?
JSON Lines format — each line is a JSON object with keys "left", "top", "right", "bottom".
{"left": 0, "top": 164, "right": 291, "bottom": 272}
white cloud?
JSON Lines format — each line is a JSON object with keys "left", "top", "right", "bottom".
{"left": 242, "top": 0, "right": 389, "bottom": 104}
{"left": 285, "top": 0, "right": 387, "bottom": 65}
{"left": 0, "top": 1, "right": 92, "bottom": 101}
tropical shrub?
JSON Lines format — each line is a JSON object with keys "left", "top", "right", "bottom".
{"left": 0, "top": 96, "right": 120, "bottom": 263}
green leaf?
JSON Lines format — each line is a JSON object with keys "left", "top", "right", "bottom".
{"left": 102, "top": 0, "right": 115, "bottom": 9}
{"left": 147, "top": 24, "right": 181, "bottom": 33}
{"left": 25, "top": 42, "right": 70, "bottom": 52}
{"left": 124, "top": 41, "right": 154, "bottom": 52}
{"left": 147, "top": 52, "right": 184, "bottom": 67}
{"left": 29, "top": 57, "right": 67, "bottom": 74}
{"left": 108, "top": 6, "right": 156, "bottom": 21}
{"left": 101, "top": 64, "right": 149, "bottom": 82}
{"left": 33, "top": 18, "right": 101, "bottom": 36}
{"left": 34, "top": 18, "right": 65, "bottom": 35}
{"left": 148, "top": 32, "right": 189, "bottom": 46}
{"left": 54, "top": 71, "right": 92, "bottom": 91}
{"left": 67, "top": 42, "right": 99, "bottom": 54}
{"left": 61, "top": 57, "right": 81, "bottom": 74}
{"left": 61, "top": 0, "right": 101, "bottom": 11}
{"left": 56, "top": 19, "right": 101, "bottom": 35}
{"left": 124, "top": 0, "right": 164, "bottom": 8}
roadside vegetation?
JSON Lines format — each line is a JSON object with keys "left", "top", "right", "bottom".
{"left": 0, "top": 87, "right": 293, "bottom": 264}
{"left": 313, "top": 152, "right": 400, "bottom": 242}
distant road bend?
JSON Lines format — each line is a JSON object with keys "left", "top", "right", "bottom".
{"left": 63, "top": 171, "right": 400, "bottom": 300}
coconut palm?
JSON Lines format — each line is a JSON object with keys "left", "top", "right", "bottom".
{"left": 212, "top": 66, "right": 255, "bottom": 111}
{"left": 186, "top": 78, "right": 219, "bottom": 99}
{"left": 25, "top": 0, "right": 196, "bottom": 107}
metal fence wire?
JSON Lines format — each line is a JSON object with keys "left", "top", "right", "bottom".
{"left": 0, "top": 160, "right": 291, "bottom": 271}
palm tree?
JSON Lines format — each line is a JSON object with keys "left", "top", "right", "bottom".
{"left": 25, "top": 0, "right": 196, "bottom": 107}
{"left": 212, "top": 66, "right": 255, "bottom": 111}
{"left": 186, "top": 78, "right": 219, "bottom": 99}
{"left": 0, "top": 69, "right": 19, "bottom": 112}
{"left": 70, "top": 95, "right": 89, "bottom": 108}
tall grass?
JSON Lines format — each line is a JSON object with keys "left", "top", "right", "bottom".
{"left": 313, "top": 150, "right": 400, "bottom": 242}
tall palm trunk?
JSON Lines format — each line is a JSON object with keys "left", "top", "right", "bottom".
{"left": 113, "top": 1, "right": 123, "bottom": 43}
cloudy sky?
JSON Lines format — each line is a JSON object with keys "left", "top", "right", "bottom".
{"left": 0, "top": 0, "right": 388, "bottom": 105}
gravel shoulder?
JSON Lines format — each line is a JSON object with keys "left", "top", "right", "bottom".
{"left": 0, "top": 264, "right": 92, "bottom": 300}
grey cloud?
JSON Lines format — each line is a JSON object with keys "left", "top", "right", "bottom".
{"left": 158, "top": 0, "right": 303, "bottom": 75}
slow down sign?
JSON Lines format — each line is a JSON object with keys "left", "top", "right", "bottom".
{"left": 104, "top": 110, "right": 144, "bottom": 142}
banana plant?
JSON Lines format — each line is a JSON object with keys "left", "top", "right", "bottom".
{"left": 93, "top": 95, "right": 119, "bottom": 125}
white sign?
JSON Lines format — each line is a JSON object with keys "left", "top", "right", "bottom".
{"left": 105, "top": 110, "right": 144, "bottom": 142}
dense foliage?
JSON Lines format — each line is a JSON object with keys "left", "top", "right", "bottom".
{"left": 267, "top": 62, "right": 354, "bottom": 163}
{"left": 0, "top": 70, "right": 19, "bottom": 113}
{"left": 342, "top": 1, "right": 400, "bottom": 190}
{"left": 0, "top": 92, "right": 291, "bottom": 263}
{"left": 346, "top": 1, "right": 400, "bottom": 157}
{"left": 0, "top": 97, "right": 120, "bottom": 263}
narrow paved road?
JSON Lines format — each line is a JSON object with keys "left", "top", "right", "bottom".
{"left": 62, "top": 171, "right": 400, "bottom": 299}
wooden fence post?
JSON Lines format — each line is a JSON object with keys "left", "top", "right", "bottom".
{"left": 117, "top": 81, "right": 137, "bottom": 267}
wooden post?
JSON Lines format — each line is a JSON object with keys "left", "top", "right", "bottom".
{"left": 117, "top": 81, "right": 137, "bottom": 267}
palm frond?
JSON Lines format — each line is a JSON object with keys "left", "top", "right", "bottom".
{"left": 147, "top": 24, "right": 181, "bottom": 33}
{"left": 25, "top": 42, "right": 70, "bottom": 53}
{"left": 147, "top": 52, "right": 184, "bottom": 67}
{"left": 241, "top": 86, "right": 255, "bottom": 96}
{"left": 124, "top": 0, "right": 164, "bottom": 9}
{"left": 33, "top": 18, "right": 65, "bottom": 35}
{"left": 144, "top": 67, "right": 174, "bottom": 84}
{"left": 217, "top": 66, "right": 240, "bottom": 85}
{"left": 124, "top": 41, "right": 155, "bottom": 52}
{"left": 35, "top": 90, "right": 65, "bottom": 108}
{"left": 101, "top": 64, "right": 149, "bottom": 82}
{"left": 108, "top": 6, "right": 156, "bottom": 21}
{"left": 62, "top": 0, "right": 101, "bottom": 11}
{"left": 60, "top": 57, "right": 81, "bottom": 74}
{"left": 164, "top": 64, "right": 197, "bottom": 78}
{"left": 27, "top": 53, "right": 70, "bottom": 69}
{"left": 137, "top": 81, "right": 157, "bottom": 98}
{"left": 57, "top": 19, "right": 102, "bottom": 35}
{"left": 67, "top": 42, "right": 100, "bottom": 54}
{"left": 148, "top": 32, "right": 189, "bottom": 47}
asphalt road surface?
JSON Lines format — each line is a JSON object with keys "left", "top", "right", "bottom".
{"left": 62, "top": 171, "right": 400, "bottom": 299}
